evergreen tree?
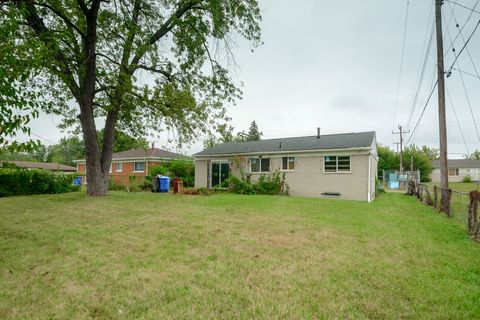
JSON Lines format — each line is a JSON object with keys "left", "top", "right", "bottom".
{"left": 246, "top": 121, "right": 262, "bottom": 141}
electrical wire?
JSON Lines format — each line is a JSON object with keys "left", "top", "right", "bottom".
{"left": 446, "top": 86, "right": 470, "bottom": 156}
{"left": 446, "top": 1, "right": 480, "bottom": 80}
{"left": 405, "top": 81, "right": 438, "bottom": 147}
{"left": 447, "top": 18, "right": 480, "bottom": 74}
{"left": 407, "top": 16, "right": 435, "bottom": 129}
{"left": 445, "top": 11, "right": 480, "bottom": 143}
{"left": 446, "top": 0, "right": 480, "bottom": 15}
{"left": 392, "top": 0, "right": 411, "bottom": 129}
{"left": 444, "top": 0, "right": 479, "bottom": 54}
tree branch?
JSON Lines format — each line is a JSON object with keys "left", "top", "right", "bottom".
{"left": 33, "top": 2, "right": 86, "bottom": 38}
{"left": 18, "top": 0, "right": 80, "bottom": 97}
{"left": 129, "top": 0, "right": 203, "bottom": 72}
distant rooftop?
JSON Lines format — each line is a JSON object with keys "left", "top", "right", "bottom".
{"left": 432, "top": 159, "right": 480, "bottom": 168}
{"left": 1, "top": 161, "right": 76, "bottom": 172}
{"left": 194, "top": 131, "right": 376, "bottom": 157}
{"left": 76, "top": 148, "right": 191, "bottom": 162}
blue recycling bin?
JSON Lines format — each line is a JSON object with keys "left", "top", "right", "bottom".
{"left": 159, "top": 176, "right": 170, "bottom": 193}
{"left": 73, "top": 176, "right": 82, "bottom": 186}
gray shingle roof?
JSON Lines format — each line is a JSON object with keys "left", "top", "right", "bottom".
{"left": 194, "top": 131, "right": 376, "bottom": 157}
{"left": 1, "top": 161, "right": 77, "bottom": 172}
{"left": 111, "top": 148, "right": 191, "bottom": 160}
{"left": 432, "top": 159, "right": 480, "bottom": 168}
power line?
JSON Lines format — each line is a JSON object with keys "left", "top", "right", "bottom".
{"left": 446, "top": 86, "right": 470, "bottom": 155}
{"left": 446, "top": 2, "right": 480, "bottom": 80}
{"left": 392, "top": 0, "right": 411, "bottom": 129}
{"left": 446, "top": 0, "right": 480, "bottom": 14}
{"left": 444, "top": 11, "right": 480, "bottom": 143}
{"left": 405, "top": 81, "right": 438, "bottom": 147}
{"left": 407, "top": 18, "right": 435, "bottom": 129}
{"left": 444, "top": 0, "right": 479, "bottom": 54}
{"left": 452, "top": 67, "right": 480, "bottom": 79}
{"left": 447, "top": 18, "right": 480, "bottom": 74}
{"left": 30, "top": 132, "right": 57, "bottom": 145}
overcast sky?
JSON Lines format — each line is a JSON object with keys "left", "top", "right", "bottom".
{"left": 18, "top": 0, "right": 480, "bottom": 158}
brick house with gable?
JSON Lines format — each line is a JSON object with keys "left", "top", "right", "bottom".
{"left": 75, "top": 147, "right": 191, "bottom": 185}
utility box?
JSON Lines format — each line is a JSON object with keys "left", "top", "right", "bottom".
{"left": 173, "top": 178, "right": 184, "bottom": 194}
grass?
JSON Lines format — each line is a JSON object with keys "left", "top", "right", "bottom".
{"left": 425, "top": 181, "right": 480, "bottom": 193}
{"left": 1, "top": 192, "right": 480, "bottom": 319}
{"left": 424, "top": 182, "right": 480, "bottom": 224}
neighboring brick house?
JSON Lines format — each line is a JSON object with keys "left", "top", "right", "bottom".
{"left": 194, "top": 131, "right": 378, "bottom": 202}
{"left": 75, "top": 147, "right": 191, "bottom": 185}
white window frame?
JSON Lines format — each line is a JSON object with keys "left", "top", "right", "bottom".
{"left": 133, "top": 161, "right": 145, "bottom": 173}
{"left": 250, "top": 157, "right": 271, "bottom": 173}
{"left": 109, "top": 163, "right": 112, "bottom": 173}
{"left": 323, "top": 155, "right": 351, "bottom": 174}
{"left": 281, "top": 156, "right": 295, "bottom": 171}
{"left": 115, "top": 162, "right": 123, "bottom": 172}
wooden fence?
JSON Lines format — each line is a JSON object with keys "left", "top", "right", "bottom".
{"left": 408, "top": 182, "right": 480, "bottom": 242}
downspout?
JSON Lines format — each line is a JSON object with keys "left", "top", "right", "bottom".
{"left": 367, "top": 154, "right": 372, "bottom": 203}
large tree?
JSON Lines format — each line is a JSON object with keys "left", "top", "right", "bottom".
{"left": 1, "top": 0, "right": 261, "bottom": 195}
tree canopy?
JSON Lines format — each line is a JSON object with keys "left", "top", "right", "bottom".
{"left": 204, "top": 120, "right": 263, "bottom": 147}
{"left": 377, "top": 144, "right": 436, "bottom": 182}
{"left": 1, "top": 0, "right": 262, "bottom": 195}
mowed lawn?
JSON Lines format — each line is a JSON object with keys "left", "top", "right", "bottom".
{"left": 1, "top": 192, "right": 480, "bottom": 319}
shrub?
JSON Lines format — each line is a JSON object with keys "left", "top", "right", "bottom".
{"left": 149, "top": 164, "right": 169, "bottom": 180}
{"left": 227, "top": 171, "right": 288, "bottom": 195}
{"left": 108, "top": 179, "right": 126, "bottom": 191}
{"left": 169, "top": 160, "right": 195, "bottom": 187}
{"left": 0, "top": 168, "right": 79, "bottom": 197}
{"left": 463, "top": 175, "right": 472, "bottom": 183}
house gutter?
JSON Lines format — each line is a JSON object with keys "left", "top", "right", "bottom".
{"left": 73, "top": 156, "right": 193, "bottom": 163}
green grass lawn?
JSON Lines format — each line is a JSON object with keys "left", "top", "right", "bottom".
{"left": 424, "top": 182, "right": 480, "bottom": 224}
{"left": 1, "top": 192, "right": 480, "bottom": 319}
{"left": 425, "top": 181, "right": 480, "bottom": 193}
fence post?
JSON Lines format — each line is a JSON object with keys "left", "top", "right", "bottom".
{"left": 444, "top": 189, "right": 452, "bottom": 218}
{"left": 433, "top": 186, "right": 438, "bottom": 209}
{"left": 425, "top": 186, "right": 433, "bottom": 206}
{"left": 468, "top": 191, "right": 480, "bottom": 241}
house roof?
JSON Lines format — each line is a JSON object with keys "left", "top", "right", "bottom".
{"left": 194, "top": 131, "right": 376, "bottom": 157}
{"left": 1, "top": 161, "right": 77, "bottom": 172}
{"left": 432, "top": 159, "right": 480, "bottom": 168}
{"left": 111, "top": 148, "right": 191, "bottom": 160}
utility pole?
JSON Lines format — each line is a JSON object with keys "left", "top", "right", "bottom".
{"left": 393, "top": 142, "right": 400, "bottom": 154}
{"left": 393, "top": 125, "right": 410, "bottom": 188}
{"left": 435, "top": 0, "right": 450, "bottom": 216}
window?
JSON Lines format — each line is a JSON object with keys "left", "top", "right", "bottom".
{"left": 116, "top": 162, "right": 123, "bottom": 172}
{"left": 448, "top": 168, "right": 459, "bottom": 176}
{"left": 251, "top": 157, "right": 270, "bottom": 173}
{"left": 324, "top": 156, "right": 351, "bottom": 173}
{"left": 282, "top": 157, "right": 295, "bottom": 170}
{"left": 134, "top": 161, "right": 145, "bottom": 172}
{"left": 109, "top": 163, "right": 112, "bottom": 173}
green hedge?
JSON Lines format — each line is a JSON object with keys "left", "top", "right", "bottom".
{"left": 0, "top": 168, "right": 80, "bottom": 197}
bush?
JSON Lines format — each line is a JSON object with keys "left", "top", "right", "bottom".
{"left": 169, "top": 160, "right": 195, "bottom": 187}
{"left": 0, "top": 168, "right": 80, "bottom": 197}
{"left": 108, "top": 179, "right": 126, "bottom": 191}
{"left": 463, "top": 175, "right": 473, "bottom": 183}
{"left": 149, "top": 164, "right": 169, "bottom": 179}
{"left": 227, "top": 171, "right": 288, "bottom": 195}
